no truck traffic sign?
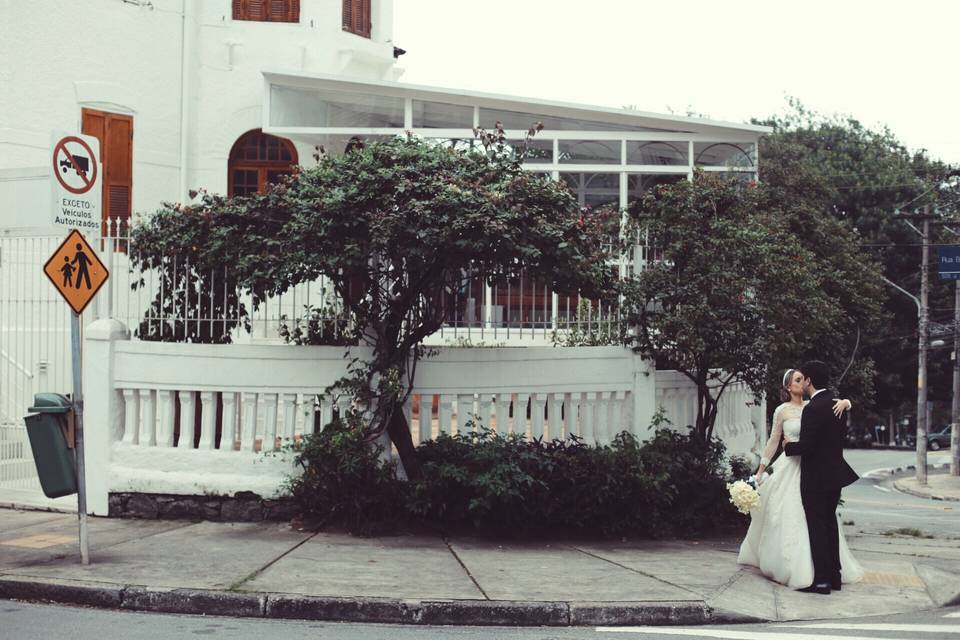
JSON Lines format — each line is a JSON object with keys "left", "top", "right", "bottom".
{"left": 51, "top": 132, "right": 101, "bottom": 232}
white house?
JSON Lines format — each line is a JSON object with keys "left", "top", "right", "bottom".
{"left": 0, "top": 0, "right": 769, "bottom": 511}
{"left": 1, "top": 0, "right": 765, "bottom": 234}
{"left": 1, "top": 0, "right": 400, "bottom": 231}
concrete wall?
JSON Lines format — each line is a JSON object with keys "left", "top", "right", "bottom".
{"left": 80, "top": 322, "right": 764, "bottom": 515}
{"left": 0, "top": 0, "right": 399, "bottom": 231}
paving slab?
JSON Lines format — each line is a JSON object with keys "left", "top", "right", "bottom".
{"left": 0, "top": 514, "right": 189, "bottom": 571}
{"left": 449, "top": 539, "right": 696, "bottom": 602}
{"left": 244, "top": 532, "right": 481, "bottom": 600}
{"left": 705, "top": 567, "right": 778, "bottom": 621}
{"left": 575, "top": 541, "right": 740, "bottom": 598}
{"left": 0, "top": 509, "right": 69, "bottom": 534}
{"left": 848, "top": 533, "right": 960, "bottom": 562}
{"left": 776, "top": 574, "right": 932, "bottom": 621}
{"left": 4, "top": 520, "right": 309, "bottom": 591}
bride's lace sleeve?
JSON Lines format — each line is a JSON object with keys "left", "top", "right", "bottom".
{"left": 760, "top": 404, "right": 785, "bottom": 466}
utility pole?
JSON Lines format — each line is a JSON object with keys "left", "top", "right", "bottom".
{"left": 893, "top": 207, "right": 935, "bottom": 485}
{"left": 918, "top": 212, "right": 930, "bottom": 485}
{"left": 953, "top": 280, "right": 960, "bottom": 477}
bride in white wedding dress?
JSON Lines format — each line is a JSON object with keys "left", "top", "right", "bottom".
{"left": 737, "top": 368, "right": 865, "bottom": 589}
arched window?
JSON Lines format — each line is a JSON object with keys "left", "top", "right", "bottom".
{"left": 227, "top": 130, "right": 298, "bottom": 197}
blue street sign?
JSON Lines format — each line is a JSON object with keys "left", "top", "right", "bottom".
{"left": 938, "top": 246, "right": 960, "bottom": 280}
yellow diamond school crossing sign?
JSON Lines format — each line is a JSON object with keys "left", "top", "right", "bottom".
{"left": 43, "top": 230, "right": 109, "bottom": 315}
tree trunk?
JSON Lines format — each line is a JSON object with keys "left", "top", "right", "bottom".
{"left": 386, "top": 407, "right": 422, "bottom": 481}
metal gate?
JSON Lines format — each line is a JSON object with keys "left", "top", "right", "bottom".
{"left": 0, "top": 230, "right": 86, "bottom": 510}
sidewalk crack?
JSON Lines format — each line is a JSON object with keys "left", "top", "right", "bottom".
{"left": 443, "top": 537, "right": 489, "bottom": 600}
{"left": 226, "top": 530, "right": 319, "bottom": 592}
{"left": 571, "top": 546, "right": 705, "bottom": 598}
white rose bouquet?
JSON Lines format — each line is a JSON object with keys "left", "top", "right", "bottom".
{"left": 726, "top": 479, "right": 761, "bottom": 515}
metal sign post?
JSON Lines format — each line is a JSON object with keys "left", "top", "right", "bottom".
{"left": 42, "top": 229, "right": 108, "bottom": 565}
{"left": 70, "top": 312, "right": 89, "bottom": 564}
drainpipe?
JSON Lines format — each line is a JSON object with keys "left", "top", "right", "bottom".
{"left": 178, "top": 0, "right": 193, "bottom": 201}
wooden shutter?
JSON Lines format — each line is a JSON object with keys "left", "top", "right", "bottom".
{"left": 343, "top": 0, "right": 371, "bottom": 37}
{"left": 82, "top": 108, "right": 133, "bottom": 234}
{"left": 267, "top": 0, "right": 299, "bottom": 21}
{"left": 235, "top": 0, "right": 297, "bottom": 22}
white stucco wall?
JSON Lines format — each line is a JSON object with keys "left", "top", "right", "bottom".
{"left": 0, "top": 0, "right": 399, "bottom": 231}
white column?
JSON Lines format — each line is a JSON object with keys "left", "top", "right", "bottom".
{"left": 139, "top": 388, "right": 156, "bottom": 447}
{"left": 632, "top": 353, "right": 656, "bottom": 436}
{"left": 418, "top": 395, "right": 433, "bottom": 443}
{"left": 516, "top": 393, "right": 530, "bottom": 438}
{"left": 549, "top": 393, "right": 563, "bottom": 440}
{"left": 583, "top": 392, "right": 597, "bottom": 445}
{"left": 82, "top": 318, "right": 129, "bottom": 516}
{"left": 531, "top": 393, "right": 545, "bottom": 440}
{"left": 282, "top": 393, "right": 297, "bottom": 444}
{"left": 479, "top": 394, "right": 494, "bottom": 431}
{"left": 457, "top": 393, "right": 476, "bottom": 433}
{"left": 198, "top": 391, "right": 216, "bottom": 450}
{"left": 221, "top": 392, "right": 238, "bottom": 451}
{"left": 263, "top": 392, "right": 279, "bottom": 450}
{"left": 121, "top": 388, "right": 139, "bottom": 445}
{"left": 495, "top": 393, "right": 512, "bottom": 434}
{"left": 439, "top": 394, "right": 454, "bottom": 434}
{"left": 177, "top": 391, "right": 196, "bottom": 449}
{"left": 241, "top": 392, "right": 258, "bottom": 452}
{"left": 157, "top": 390, "right": 176, "bottom": 447}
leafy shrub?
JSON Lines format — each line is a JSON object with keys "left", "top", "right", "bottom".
{"left": 287, "top": 414, "right": 743, "bottom": 538}
{"left": 285, "top": 411, "right": 406, "bottom": 536}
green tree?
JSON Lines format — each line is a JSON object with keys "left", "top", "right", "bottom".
{"left": 132, "top": 131, "right": 615, "bottom": 480}
{"left": 756, "top": 99, "right": 959, "bottom": 426}
{"left": 622, "top": 172, "right": 882, "bottom": 440}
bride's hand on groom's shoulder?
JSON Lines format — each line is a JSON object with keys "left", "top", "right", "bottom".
{"left": 832, "top": 398, "right": 852, "bottom": 417}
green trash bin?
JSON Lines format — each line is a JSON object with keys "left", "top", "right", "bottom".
{"left": 25, "top": 393, "right": 78, "bottom": 499}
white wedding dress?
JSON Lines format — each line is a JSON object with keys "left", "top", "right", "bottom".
{"left": 737, "top": 401, "right": 864, "bottom": 588}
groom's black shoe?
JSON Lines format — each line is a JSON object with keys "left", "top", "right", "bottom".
{"left": 798, "top": 583, "right": 832, "bottom": 595}
{"left": 831, "top": 579, "right": 842, "bottom": 591}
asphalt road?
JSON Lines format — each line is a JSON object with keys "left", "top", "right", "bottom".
{"left": 840, "top": 448, "right": 957, "bottom": 539}
{"left": 3, "top": 601, "right": 959, "bottom": 640}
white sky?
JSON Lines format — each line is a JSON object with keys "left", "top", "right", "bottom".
{"left": 394, "top": 0, "right": 959, "bottom": 165}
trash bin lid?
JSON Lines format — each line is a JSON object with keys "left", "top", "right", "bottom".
{"left": 28, "top": 392, "right": 72, "bottom": 414}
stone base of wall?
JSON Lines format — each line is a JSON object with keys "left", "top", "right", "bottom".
{"left": 108, "top": 491, "right": 298, "bottom": 522}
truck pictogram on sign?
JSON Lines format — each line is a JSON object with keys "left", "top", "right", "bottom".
{"left": 52, "top": 136, "right": 99, "bottom": 195}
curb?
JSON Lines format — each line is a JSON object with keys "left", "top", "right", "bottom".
{"left": 892, "top": 480, "right": 959, "bottom": 502}
{"left": 0, "top": 576, "right": 760, "bottom": 627}
{"left": 886, "top": 463, "right": 958, "bottom": 502}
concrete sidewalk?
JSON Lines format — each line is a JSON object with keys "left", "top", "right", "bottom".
{"left": 895, "top": 469, "right": 960, "bottom": 502}
{"left": 1, "top": 508, "right": 958, "bottom": 626}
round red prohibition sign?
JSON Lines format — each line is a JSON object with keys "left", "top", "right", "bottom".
{"left": 52, "top": 136, "right": 98, "bottom": 195}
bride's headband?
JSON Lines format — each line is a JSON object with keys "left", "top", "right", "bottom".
{"left": 782, "top": 369, "right": 795, "bottom": 388}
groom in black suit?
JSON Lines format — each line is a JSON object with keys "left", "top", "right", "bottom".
{"left": 783, "top": 360, "right": 859, "bottom": 595}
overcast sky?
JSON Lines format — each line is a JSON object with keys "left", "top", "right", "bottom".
{"left": 395, "top": 0, "right": 959, "bottom": 165}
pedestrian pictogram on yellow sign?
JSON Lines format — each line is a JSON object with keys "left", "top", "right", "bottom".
{"left": 42, "top": 229, "right": 109, "bottom": 315}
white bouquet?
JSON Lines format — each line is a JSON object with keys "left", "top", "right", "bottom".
{"left": 726, "top": 479, "right": 761, "bottom": 515}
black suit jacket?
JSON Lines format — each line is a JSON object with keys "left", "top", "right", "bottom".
{"left": 783, "top": 390, "right": 859, "bottom": 493}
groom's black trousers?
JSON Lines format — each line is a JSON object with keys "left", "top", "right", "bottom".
{"left": 801, "top": 487, "right": 841, "bottom": 584}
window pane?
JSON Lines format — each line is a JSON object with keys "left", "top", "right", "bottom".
{"left": 412, "top": 100, "right": 473, "bottom": 128}
{"left": 560, "top": 172, "right": 620, "bottom": 209}
{"left": 626, "top": 141, "right": 688, "bottom": 165}
{"left": 626, "top": 174, "right": 687, "bottom": 205}
{"left": 270, "top": 86, "right": 405, "bottom": 128}
{"left": 231, "top": 169, "right": 259, "bottom": 197}
{"left": 511, "top": 138, "right": 552, "bottom": 164}
{"left": 479, "top": 107, "right": 667, "bottom": 132}
{"left": 694, "top": 142, "right": 755, "bottom": 167}
{"left": 313, "top": 134, "right": 394, "bottom": 158}
{"left": 558, "top": 140, "right": 620, "bottom": 165}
